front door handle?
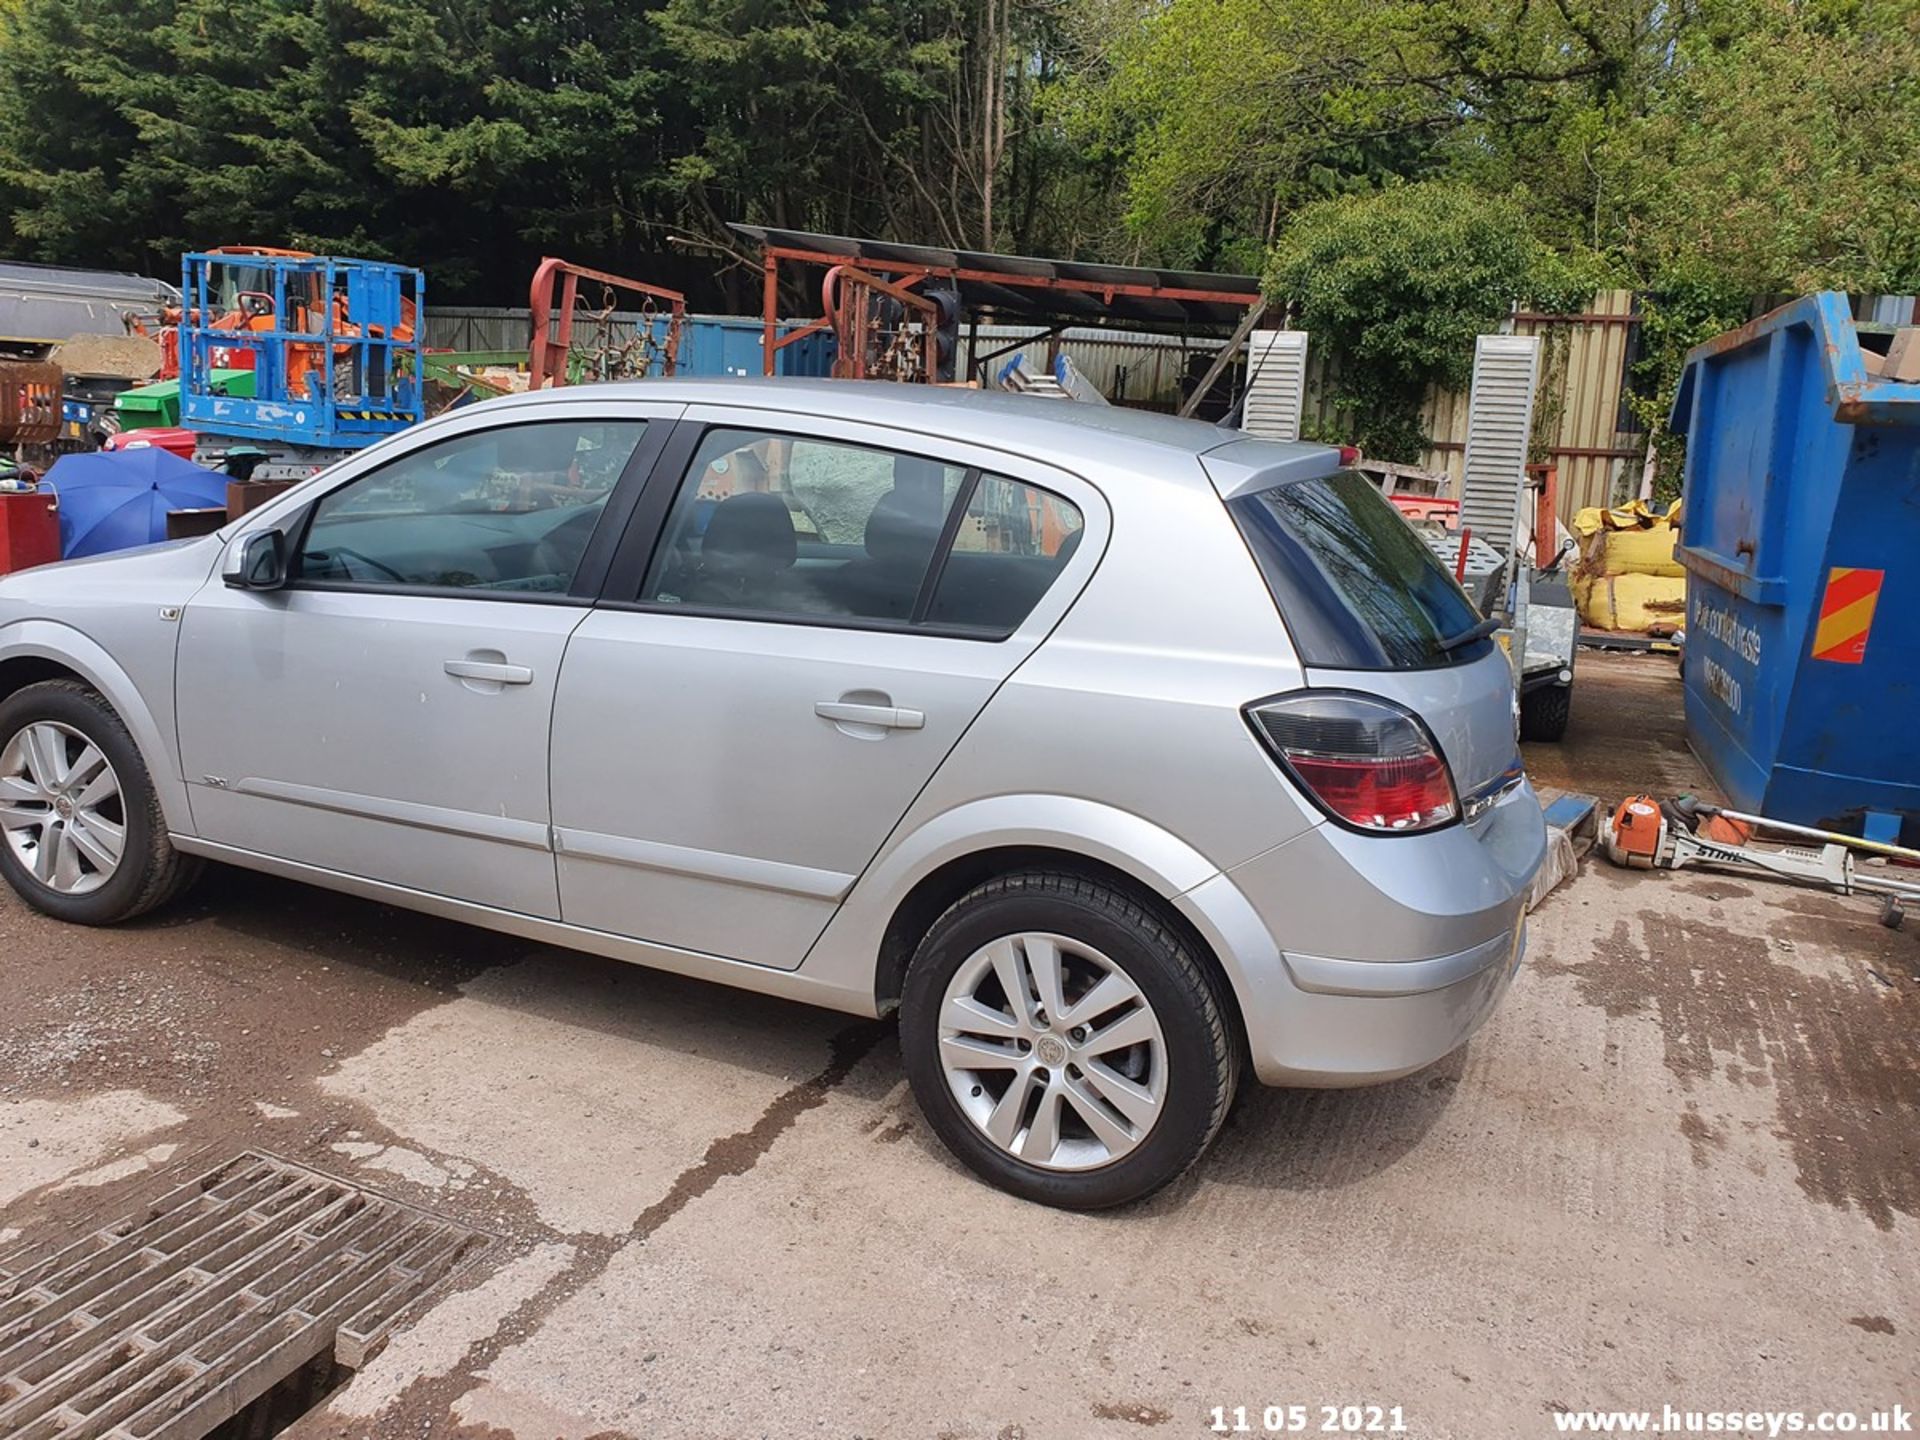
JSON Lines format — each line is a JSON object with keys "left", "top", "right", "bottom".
{"left": 445, "top": 659, "right": 534, "bottom": 686}
{"left": 814, "top": 701, "right": 924, "bottom": 730}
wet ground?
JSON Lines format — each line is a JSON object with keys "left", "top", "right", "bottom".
{"left": 1, "top": 650, "right": 1913, "bottom": 1438}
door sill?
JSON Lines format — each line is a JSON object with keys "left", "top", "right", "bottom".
{"left": 168, "top": 835, "right": 878, "bottom": 1018}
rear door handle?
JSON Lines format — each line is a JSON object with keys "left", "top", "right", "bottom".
{"left": 445, "top": 659, "right": 534, "bottom": 685}
{"left": 814, "top": 701, "right": 924, "bottom": 730}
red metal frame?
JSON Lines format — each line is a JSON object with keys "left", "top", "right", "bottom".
{"left": 820, "top": 264, "right": 940, "bottom": 381}
{"left": 757, "top": 242, "right": 1262, "bottom": 379}
{"left": 528, "top": 257, "right": 687, "bottom": 389}
{"left": 1527, "top": 461, "right": 1559, "bottom": 555}
{"left": 0, "top": 362, "right": 61, "bottom": 446}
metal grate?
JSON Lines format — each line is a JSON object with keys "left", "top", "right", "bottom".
{"left": 0, "top": 1151, "right": 494, "bottom": 1440}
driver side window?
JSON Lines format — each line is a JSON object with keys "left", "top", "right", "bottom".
{"left": 298, "top": 419, "right": 647, "bottom": 594}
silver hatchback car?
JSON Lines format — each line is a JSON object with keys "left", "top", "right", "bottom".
{"left": 0, "top": 381, "right": 1545, "bottom": 1207}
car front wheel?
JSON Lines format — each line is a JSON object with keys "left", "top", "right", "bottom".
{"left": 0, "top": 680, "right": 201, "bottom": 924}
{"left": 900, "top": 871, "right": 1239, "bottom": 1209}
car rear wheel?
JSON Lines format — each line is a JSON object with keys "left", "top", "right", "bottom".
{"left": 899, "top": 871, "right": 1238, "bottom": 1209}
{"left": 0, "top": 681, "right": 200, "bottom": 924}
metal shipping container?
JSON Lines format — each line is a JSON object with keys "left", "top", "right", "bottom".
{"left": 423, "top": 309, "right": 834, "bottom": 379}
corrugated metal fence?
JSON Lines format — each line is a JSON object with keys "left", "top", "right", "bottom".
{"left": 1448, "top": 289, "right": 1642, "bottom": 518}
{"left": 960, "top": 323, "right": 1218, "bottom": 408}
{"left": 1301, "top": 289, "right": 1645, "bottom": 520}
{"left": 425, "top": 306, "right": 532, "bottom": 352}
{"left": 424, "top": 309, "right": 1227, "bottom": 404}
{"left": 968, "top": 294, "right": 1649, "bottom": 520}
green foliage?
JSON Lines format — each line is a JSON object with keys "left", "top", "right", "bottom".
{"left": 1596, "top": 0, "right": 1920, "bottom": 489}
{"left": 1267, "top": 182, "right": 1592, "bottom": 460}
{"left": 1067, "top": 0, "right": 1920, "bottom": 475}
{"left": 1603, "top": 0, "right": 1920, "bottom": 299}
{"left": 0, "top": 0, "right": 1099, "bottom": 301}
{"left": 0, "top": 0, "right": 1914, "bottom": 476}
{"left": 1059, "top": 0, "right": 1677, "bottom": 271}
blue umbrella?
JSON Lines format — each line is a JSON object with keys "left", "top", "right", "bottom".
{"left": 42, "top": 449, "right": 230, "bottom": 559}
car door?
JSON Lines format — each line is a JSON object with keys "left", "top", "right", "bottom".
{"left": 549, "top": 407, "right": 1104, "bottom": 968}
{"left": 176, "top": 400, "right": 680, "bottom": 917}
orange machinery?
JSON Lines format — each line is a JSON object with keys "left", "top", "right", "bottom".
{"left": 127, "top": 246, "right": 417, "bottom": 398}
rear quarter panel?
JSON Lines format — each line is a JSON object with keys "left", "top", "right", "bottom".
{"left": 803, "top": 449, "right": 1326, "bottom": 987}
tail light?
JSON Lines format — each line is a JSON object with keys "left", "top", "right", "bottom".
{"left": 1244, "top": 692, "right": 1458, "bottom": 833}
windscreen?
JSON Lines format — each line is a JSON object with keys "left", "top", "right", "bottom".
{"left": 1229, "top": 470, "right": 1492, "bottom": 670}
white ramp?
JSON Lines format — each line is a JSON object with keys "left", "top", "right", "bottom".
{"left": 1241, "top": 330, "right": 1310, "bottom": 442}
{"left": 1459, "top": 333, "right": 1542, "bottom": 546}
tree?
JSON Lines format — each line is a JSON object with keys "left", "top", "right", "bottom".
{"left": 1266, "top": 181, "right": 1590, "bottom": 459}
{"left": 0, "top": 0, "right": 1118, "bottom": 303}
{"left": 0, "top": 0, "right": 180, "bottom": 271}
{"left": 650, "top": 0, "right": 1098, "bottom": 263}
{"left": 1595, "top": 0, "right": 1920, "bottom": 482}
{"left": 1058, "top": 0, "right": 1690, "bottom": 270}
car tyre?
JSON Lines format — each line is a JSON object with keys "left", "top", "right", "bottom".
{"left": 1520, "top": 683, "right": 1572, "bottom": 742}
{"left": 0, "top": 680, "right": 201, "bottom": 924}
{"left": 900, "top": 871, "right": 1238, "bottom": 1209}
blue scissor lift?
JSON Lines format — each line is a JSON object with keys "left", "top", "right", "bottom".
{"left": 178, "top": 252, "right": 426, "bottom": 480}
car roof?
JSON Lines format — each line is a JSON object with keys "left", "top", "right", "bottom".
{"left": 485, "top": 378, "right": 1340, "bottom": 487}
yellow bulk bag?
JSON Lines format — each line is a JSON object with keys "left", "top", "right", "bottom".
{"left": 1572, "top": 498, "right": 1685, "bottom": 633}
{"left": 1571, "top": 500, "right": 1685, "bottom": 578}
{"left": 1574, "top": 570, "right": 1688, "bottom": 634}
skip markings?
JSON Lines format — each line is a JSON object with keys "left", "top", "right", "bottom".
{"left": 1810, "top": 566, "right": 1884, "bottom": 664}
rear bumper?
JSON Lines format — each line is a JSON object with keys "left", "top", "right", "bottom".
{"left": 1283, "top": 926, "right": 1519, "bottom": 997}
{"left": 1251, "top": 925, "right": 1524, "bottom": 1085}
{"left": 1177, "top": 778, "right": 1545, "bottom": 1087}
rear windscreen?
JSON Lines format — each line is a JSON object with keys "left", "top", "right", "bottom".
{"left": 1229, "top": 470, "right": 1493, "bottom": 669}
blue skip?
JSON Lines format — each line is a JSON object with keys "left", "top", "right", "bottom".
{"left": 1671, "top": 292, "right": 1920, "bottom": 844}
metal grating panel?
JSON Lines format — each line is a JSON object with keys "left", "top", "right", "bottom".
{"left": 0, "top": 1152, "right": 494, "bottom": 1440}
{"left": 1458, "top": 334, "right": 1542, "bottom": 549}
{"left": 1415, "top": 525, "right": 1507, "bottom": 581}
{"left": 1241, "top": 330, "right": 1309, "bottom": 442}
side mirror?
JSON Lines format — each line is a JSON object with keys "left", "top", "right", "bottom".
{"left": 224, "top": 529, "right": 288, "bottom": 591}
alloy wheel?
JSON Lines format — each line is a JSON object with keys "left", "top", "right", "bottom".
{"left": 0, "top": 721, "right": 127, "bottom": 896}
{"left": 938, "top": 931, "right": 1168, "bottom": 1171}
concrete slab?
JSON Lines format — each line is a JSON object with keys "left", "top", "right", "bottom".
{"left": 317, "top": 952, "right": 849, "bottom": 1235}
{"left": 329, "top": 1241, "right": 578, "bottom": 1420}
{"left": 0, "top": 1090, "right": 186, "bottom": 1206}
{"left": 450, "top": 866, "right": 1917, "bottom": 1437}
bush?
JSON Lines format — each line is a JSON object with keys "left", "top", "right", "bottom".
{"left": 1266, "top": 181, "right": 1593, "bottom": 460}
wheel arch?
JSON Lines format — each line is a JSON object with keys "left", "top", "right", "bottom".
{"left": 0, "top": 622, "right": 192, "bottom": 834}
{"left": 810, "top": 796, "right": 1262, "bottom": 1064}
{"left": 0, "top": 653, "right": 83, "bottom": 705}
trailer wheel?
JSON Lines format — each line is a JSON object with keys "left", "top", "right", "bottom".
{"left": 1521, "top": 684, "right": 1572, "bottom": 742}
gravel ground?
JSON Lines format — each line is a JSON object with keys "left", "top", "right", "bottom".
{"left": 0, "top": 650, "right": 1913, "bottom": 1439}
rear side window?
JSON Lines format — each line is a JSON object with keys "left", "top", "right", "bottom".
{"left": 926, "top": 475, "right": 1084, "bottom": 631}
{"left": 1229, "top": 470, "right": 1490, "bottom": 669}
{"left": 639, "top": 427, "right": 1082, "bottom": 636}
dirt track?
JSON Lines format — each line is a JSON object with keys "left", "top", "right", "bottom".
{"left": 1, "top": 651, "right": 1913, "bottom": 1439}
